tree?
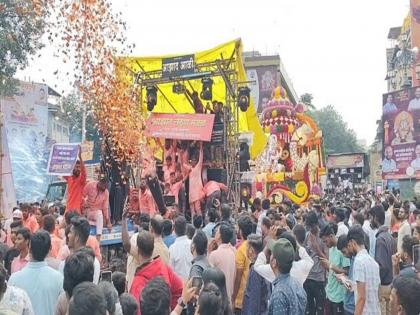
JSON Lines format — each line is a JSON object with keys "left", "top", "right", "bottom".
{"left": 60, "top": 92, "right": 101, "bottom": 161}
{"left": 300, "top": 93, "right": 316, "bottom": 110}
{"left": 310, "top": 105, "right": 364, "bottom": 155}
{"left": 0, "top": 0, "right": 47, "bottom": 95}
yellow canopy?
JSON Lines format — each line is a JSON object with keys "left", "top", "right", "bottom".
{"left": 118, "top": 39, "right": 267, "bottom": 158}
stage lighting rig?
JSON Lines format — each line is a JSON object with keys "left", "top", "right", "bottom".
{"left": 146, "top": 86, "right": 157, "bottom": 111}
{"left": 200, "top": 78, "right": 213, "bottom": 100}
{"left": 238, "top": 86, "right": 250, "bottom": 112}
{"left": 172, "top": 83, "right": 186, "bottom": 94}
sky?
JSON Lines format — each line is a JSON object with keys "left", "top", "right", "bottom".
{"left": 17, "top": 0, "right": 410, "bottom": 145}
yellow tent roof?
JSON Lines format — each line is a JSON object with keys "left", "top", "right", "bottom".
{"left": 118, "top": 39, "right": 267, "bottom": 158}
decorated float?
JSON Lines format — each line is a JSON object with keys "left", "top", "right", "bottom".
{"left": 251, "top": 86, "right": 326, "bottom": 204}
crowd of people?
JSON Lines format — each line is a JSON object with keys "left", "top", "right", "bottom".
{"left": 0, "top": 188, "right": 420, "bottom": 315}
{"left": 1, "top": 141, "right": 420, "bottom": 315}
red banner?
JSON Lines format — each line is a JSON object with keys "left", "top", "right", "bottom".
{"left": 145, "top": 113, "right": 215, "bottom": 141}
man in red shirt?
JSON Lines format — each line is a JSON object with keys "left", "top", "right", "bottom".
{"left": 130, "top": 231, "right": 182, "bottom": 313}
{"left": 64, "top": 147, "right": 86, "bottom": 213}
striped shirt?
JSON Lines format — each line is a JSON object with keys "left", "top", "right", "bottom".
{"left": 353, "top": 249, "right": 380, "bottom": 315}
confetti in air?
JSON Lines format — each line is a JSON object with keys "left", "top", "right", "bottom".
{"left": 34, "top": 0, "right": 146, "bottom": 164}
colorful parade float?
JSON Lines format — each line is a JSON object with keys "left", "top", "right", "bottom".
{"left": 117, "top": 39, "right": 325, "bottom": 208}
{"left": 248, "top": 86, "right": 326, "bottom": 205}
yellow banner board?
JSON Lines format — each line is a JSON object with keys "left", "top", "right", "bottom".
{"left": 118, "top": 39, "right": 267, "bottom": 158}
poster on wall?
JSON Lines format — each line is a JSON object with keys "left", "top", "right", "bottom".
{"left": 1, "top": 81, "right": 49, "bottom": 201}
{"left": 382, "top": 86, "right": 420, "bottom": 179}
{"left": 246, "top": 65, "right": 278, "bottom": 113}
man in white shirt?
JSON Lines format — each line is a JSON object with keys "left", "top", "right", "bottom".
{"left": 334, "top": 208, "right": 349, "bottom": 238}
{"left": 397, "top": 204, "right": 412, "bottom": 254}
{"left": 169, "top": 216, "right": 193, "bottom": 280}
{"left": 254, "top": 234, "right": 314, "bottom": 286}
{"left": 347, "top": 226, "right": 381, "bottom": 315}
{"left": 382, "top": 146, "right": 397, "bottom": 173}
{"left": 256, "top": 199, "right": 270, "bottom": 236}
{"left": 58, "top": 216, "right": 100, "bottom": 284}
{"left": 384, "top": 195, "right": 395, "bottom": 229}
{"left": 408, "top": 87, "right": 420, "bottom": 111}
{"left": 362, "top": 217, "right": 378, "bottom": 258}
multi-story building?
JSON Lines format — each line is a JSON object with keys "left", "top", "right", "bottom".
{"left": 370, "top": 4, "right": 420, "bottom": 198}
{"left": 243, "top": 51, "right": 299, "bottom": 112}
{"left": 385, "top": 15, "right": 418, "bottom": 92}
{"left": 46, "top": 87, "right": 70, "bottom": 144}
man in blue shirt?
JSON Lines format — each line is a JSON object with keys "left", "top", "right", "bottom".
{"left": 9, "top": 230, "right": 63, "bottom": 315}
{"left": 242, "top": 234, "right": 269, "bottom": 315}
{"left": 382, "top": 146, "right": 397, "bottom": 173}
{"left": 268, "top": 238, "right": 307, "bottom": 315}
{"left": 383, "top": 94, "right": 398, "bottom": 115}
{"left": 202, "top": 208, "right": 217, "bottom": 239}
{"left": 162, "top": 219, "right": 176, "bottom": 248}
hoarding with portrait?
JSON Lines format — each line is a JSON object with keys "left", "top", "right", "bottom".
{"left": 246, "top": 65, "right": 278, "bottom": 113}
{"left": 0, "top": 81, "right": 49, "bottom": 201}
{"left": 382, "top": 86, "right": 420, "bottom": 179}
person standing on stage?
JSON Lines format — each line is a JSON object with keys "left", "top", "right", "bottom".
{"left": 185, "top": 142, "right": 204, "bottom": 217}
{"left": 64, "top": 146, "right": 86, "bottom": 213}
{"left": 139, "top": 179, "right": 157, "bottom": 217}
{"left": 82, "top": 178, "right": 112, "bottom": 241}
{"left": 163, "top": 140, "right": 176, "bottom": 185}
{"left": 163, "top": 156, "right": 176, "bottom": 185}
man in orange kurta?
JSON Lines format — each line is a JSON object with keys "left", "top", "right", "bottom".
{"left": 64, "top": 147, "right": 86, "bottom": 213}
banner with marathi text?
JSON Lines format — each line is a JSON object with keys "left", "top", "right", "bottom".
{"left": 145, "top": 113, "right": 215, "bottom": 141}
{"left": 119, "top": 39, "right": 267, "bottom": 158}
{"left": 327, "top": 154, "right": 364, "bottom": 169}
{"left": 47, "top": 143, "right": 80, "bottom": 176}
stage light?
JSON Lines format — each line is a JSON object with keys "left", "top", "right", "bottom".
{"left": 146, "top": 86, "right": 157, "bottom": 111}
{"left": 200, "top": 78, "right": 213, "bottom": 100}
{"left": 238, "top": 86, "right": 250, "bottom": 112}
{"left": 172, "top": 83, "right": 185, "bottom": 94}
